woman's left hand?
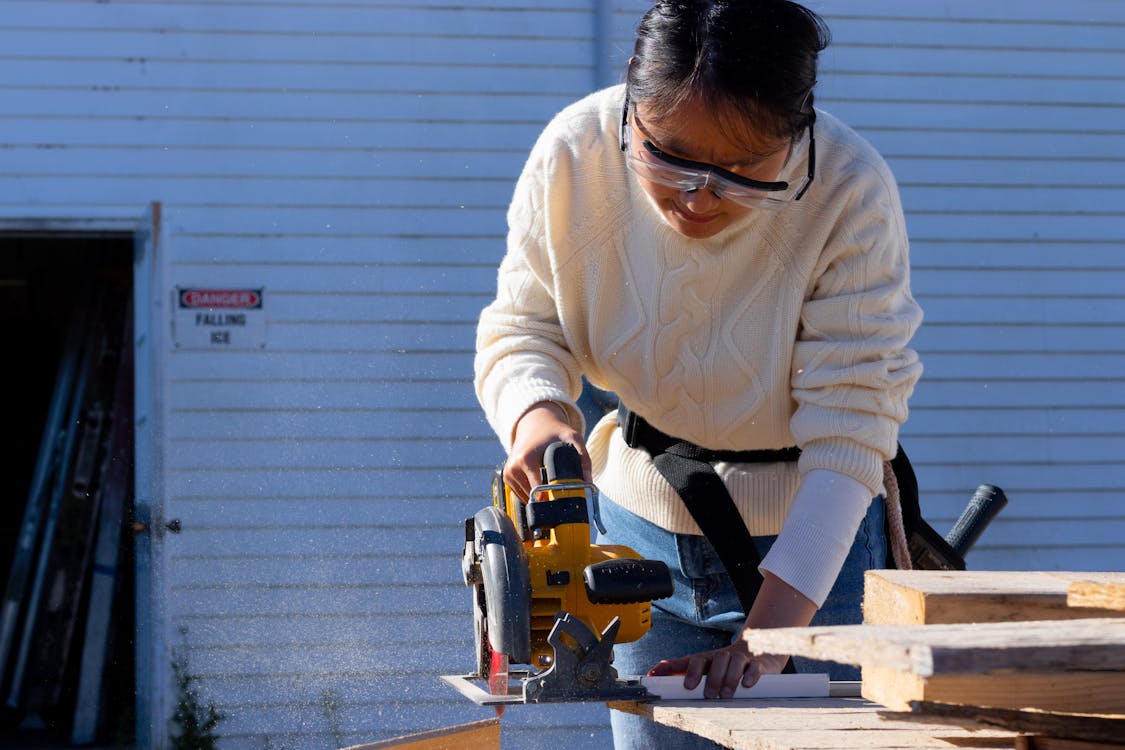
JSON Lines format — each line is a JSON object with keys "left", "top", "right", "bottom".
{"left": 647, "top": 643, "right": 789, "bottom": 699}
{"left": 648, "top": 571, "right": 816, "bottom": 698}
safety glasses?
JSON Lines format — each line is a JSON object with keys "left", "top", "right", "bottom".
{"left": 619, "top": 93, "right": 815, "bottom": 209}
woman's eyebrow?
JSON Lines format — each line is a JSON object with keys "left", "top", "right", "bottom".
{"left": 729, "top": 143, "right": 786, "bottom": 168}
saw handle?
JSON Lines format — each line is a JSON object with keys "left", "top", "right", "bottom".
{"left": 538, "top": 441, "right": 608, "bottom": 534}
{"left": 584, "top": 559, "right": 674, "bottom": 604}
{"left": 544, "top": 441, "right": 584, "bottom": 482}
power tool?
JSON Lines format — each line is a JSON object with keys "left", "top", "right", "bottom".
{"left": 442, "top": 442, "right": 674, "bottom": 711}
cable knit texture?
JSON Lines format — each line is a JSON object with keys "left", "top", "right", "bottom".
{"left": 475, "top": 85, "right": 923, "bottom": 604}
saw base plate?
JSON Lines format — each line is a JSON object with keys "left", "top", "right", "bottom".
{"left": 440, "top": 670, "right": 651, "bottom": 706}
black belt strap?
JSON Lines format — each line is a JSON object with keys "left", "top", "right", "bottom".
{"left": 617, "top": 404, "right": 801, "bottom": 614}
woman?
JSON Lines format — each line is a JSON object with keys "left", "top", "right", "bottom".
{"left": 474, "top": 1, "right": 922, "bottom": 747}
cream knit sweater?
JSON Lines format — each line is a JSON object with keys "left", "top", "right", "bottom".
{"left": 475, "top": 85, "right": 923, "bottom": 605}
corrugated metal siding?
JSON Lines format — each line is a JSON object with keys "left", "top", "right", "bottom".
{"left": 806, "top": 0, "right": 1125, "bottom": 569}
{"left": 1, "top": 1, "right": 1122, "bottom": 748}
{"left": 149, "top": 4, "right": 613, "bottom": 747}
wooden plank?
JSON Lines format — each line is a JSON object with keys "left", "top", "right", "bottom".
{"left": 1021, "top": 739, "right": 1125, "bottom": 750}
{"left": 863, "top": 571, "right": 1125, "bottom": 625}
{"left": 741, "top": 619, "right": 1125, "bottom": 676}
{"left": 609, "top": 697, "right": 1017, "bottom": 750}
{"left": 340, "top": 718, "right": 499, "bottom": 750}
{"left": 882, "top": 702, "right": 1125, "bottom": 744}
{"left": 861, "top": 666, "right": 1125, "bottom": 714}
{"left": 1069, "top": 581, "right": 1125, "bottom": 612}
{"left": 741, "top": 619, "right": 1125, "bottom": 714}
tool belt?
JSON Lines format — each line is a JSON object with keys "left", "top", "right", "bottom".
{"left": 617, "top": 404, "right": 800, "bottom": 614}
{"left": 617, "top": 403, "right": 966, "bottom": 615}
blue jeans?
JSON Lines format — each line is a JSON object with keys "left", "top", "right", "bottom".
{"left": 596, "top": 493, "right": 886, "bottom": 750}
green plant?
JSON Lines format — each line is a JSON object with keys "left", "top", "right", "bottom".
{"left": 320, "top": 689, "right": 344, "bottom": 748}
{"left": 169, "top": 637, "right": 224, "bottom": 750}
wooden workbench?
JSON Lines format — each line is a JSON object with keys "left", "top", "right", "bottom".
{"left": 609, "top": 695, "right": 1019, "bottom": 749}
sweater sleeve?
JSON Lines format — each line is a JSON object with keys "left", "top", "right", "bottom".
{"left": 766, "top": 155, "right": 922, "bottom": 605}
{"left": 790, "top": 158, "right": 924, "bottom": 497}
{"left": 474, "top": 141, "right": 585, "bottom": 450}
{"left": 759, "top": 469, "right": 873, "bottom": 606}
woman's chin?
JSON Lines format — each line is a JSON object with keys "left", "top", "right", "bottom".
{"left": 663, "top": 204, "right": 730, "bottom": 239}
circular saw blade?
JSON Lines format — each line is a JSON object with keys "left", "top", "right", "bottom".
{"left": 473, "top": 506, "right": 531, "bottom": 664}
{"left": 474, "top": 581, "right": 510, "bottom": 716}
{"left": 487, "top": 650, "right": 510, "bottom": 717}
{"left": 471, "top": 506, "right": 529, "bottom": 715}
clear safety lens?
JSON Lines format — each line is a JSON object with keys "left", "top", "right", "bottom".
{"left": 624, "top": 150, "right": 801, "bottom": 210}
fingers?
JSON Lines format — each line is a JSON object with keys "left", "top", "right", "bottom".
{"left": 704, "top": 648, "right": 755, "bottom": 699}
{"left": 502, "top": 451, "right": 538, "bottom": 501}
{"left": 651, "top": 647, "right": 779, "bottom": 699}
{"left": 743, "top": 656, "right": 764, "bottom": 689}
{"left": 647, "top": 657, "right": 688, "bottom": 677}
{"left": 742, "top": 652, "right": 787, "bottom": 688}
{"left": 506, "top": 402, "right": 587, "bottom": 500}
{"left": 575, "top": 439, "right": 593, "bottom": 483}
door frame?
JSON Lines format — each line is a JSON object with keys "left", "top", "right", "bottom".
{"left": 132, "top": 202, "right": 170, "bottom": 750}
{"left": 0, "top": 208, "right": 167, "bottom": 748}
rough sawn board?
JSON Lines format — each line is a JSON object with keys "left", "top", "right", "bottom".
{"left": 610, "top": 697, "right": 1018, "bottom": 749}
{"left": 740, "top": 618, "right": 1125, "bottom": 677}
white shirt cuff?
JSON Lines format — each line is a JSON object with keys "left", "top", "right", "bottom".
{"left": 758, "top": 469, "right": 874, "bottom": 607}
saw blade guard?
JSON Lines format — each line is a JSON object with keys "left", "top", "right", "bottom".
{"left": 473, "top": 505, "right": 532, "bottom": 665}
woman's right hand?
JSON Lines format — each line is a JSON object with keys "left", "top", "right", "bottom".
{"left": 505, "top": 401, "right": 591, "bottom": 501}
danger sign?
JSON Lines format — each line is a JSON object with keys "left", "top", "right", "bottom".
{"left": 173, "top": 287, "right": 267, "bottom": 349}
{"left": 179, "top": 289, "right": 262, "bottom": 309}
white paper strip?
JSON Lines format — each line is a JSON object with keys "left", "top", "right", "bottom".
{"left": 639, "top": 672, "right": 830, "bottom": 700}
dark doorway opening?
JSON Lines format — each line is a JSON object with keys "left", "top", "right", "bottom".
{"left": 0, "top": 233, "right": 136, "bottom": 748}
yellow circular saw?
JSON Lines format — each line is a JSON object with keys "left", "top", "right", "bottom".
{"left": 448, "top": 442, "right": 673, "bottom": 710}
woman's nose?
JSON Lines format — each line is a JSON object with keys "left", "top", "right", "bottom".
{"left": 679, "top": 187, "right": 722, "bottom": 212}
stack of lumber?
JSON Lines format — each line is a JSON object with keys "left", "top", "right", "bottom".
{"left": 742, "top": 570, "right": 1125, "bottom": 750}
{"left": 609, "top": 695, "right": 1021, "bottom": 749}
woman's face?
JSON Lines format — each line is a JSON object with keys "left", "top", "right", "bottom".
{"left": 627, "top": 97, "right": 792, "bottom": 239}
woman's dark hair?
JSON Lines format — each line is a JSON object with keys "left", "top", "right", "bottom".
{"left": 627, "top": 0, "right": 830, "bottom": 140}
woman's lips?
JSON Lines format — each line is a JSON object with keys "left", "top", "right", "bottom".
{"left": 671, "top": 201, "right": 720, "bottom": 224}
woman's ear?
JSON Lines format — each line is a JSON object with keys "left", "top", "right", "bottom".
{"left": 621, "top": 56, "right": 635, "bottom": 86}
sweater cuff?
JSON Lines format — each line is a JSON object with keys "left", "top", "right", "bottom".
{"left": 758, "top": 469, "right": 873, "bottom": 607}
{"left": 496, "top": 387, "right": 584, "bottom": 451}
{"left": 797, "top": 438, "right": 887, "bottom": 499}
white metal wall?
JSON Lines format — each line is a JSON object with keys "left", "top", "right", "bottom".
{"left": 151, "top": 4, "right": 611, "bottom": 748}
{"left": 611, "top": 0, "right": 1125, "bottom": 566}
{"left": 805, "top": 0, "right": 1125, "bottom": 570}
{"left": 0, "top": 1, "right": 1122, "bottom": 748}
